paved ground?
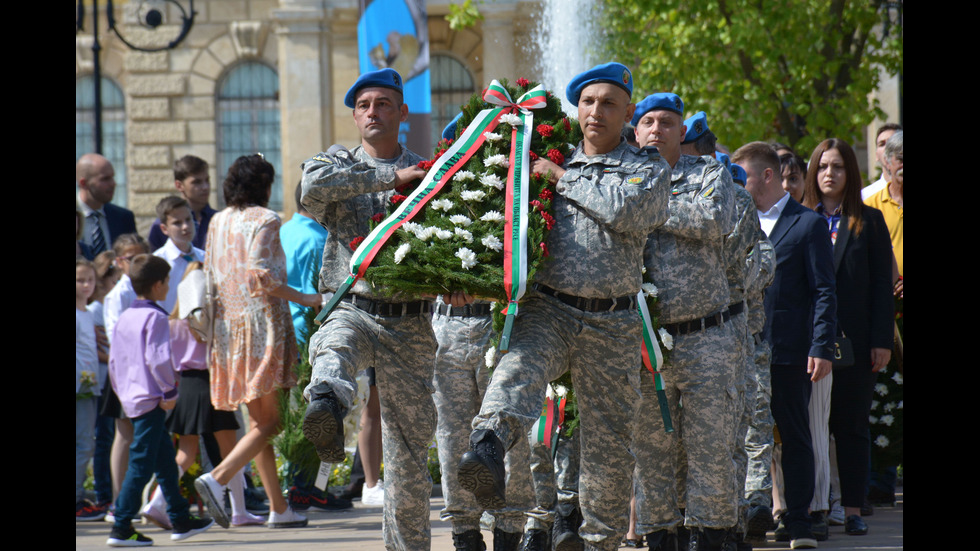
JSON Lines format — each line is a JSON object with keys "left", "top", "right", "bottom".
{"left": 76, "top": 488, "right": 903, "bottom": 550}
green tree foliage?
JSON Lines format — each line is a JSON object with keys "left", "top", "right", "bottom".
{"left": 601, "top": 0, "right": 902, "bottom": 154}
{"left": 446, "top": 0, "right": 484, "bottom": 31}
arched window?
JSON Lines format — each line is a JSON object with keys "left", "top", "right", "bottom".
{"left": 430, "top": 54, "right": 477, "bottom": 145}
{"left": 76, "top": 76, "right": 128, "bottom": 207}
{"left": 217, "top": 62, "right": 283, "bottom": 211}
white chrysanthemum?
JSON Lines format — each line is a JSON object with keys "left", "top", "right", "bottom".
{"left": 461, "top": 190, "right": 487, "bottom": 202}
{"left": 658, "top": 328, "right": 674, "bottom": 350}
{"left": 874, "top": 435, "right": 889, "bottom": 448}
{"left": 897, "top": 400, "right": 903, "bottom": 409}
{"left": 883, "top": 402, "right": 895, "bottom": 412}
{"left": 641, "top": 283, "right": 659, "bottom": 298}
{"left": 454, "top": 228, "right": 473, "bottom": 243}
{"left": 641, "top": 266, "right": 647, "bottom": 274}
{"left": 869, "top": 415, "right": 878, "bottom": 424}
{"left": 414, "top": 226, "right": 437, "bottom": 240}
{"left": 480, "top": 174, "right": 505, "bottom": 190}
{"left": 401, "top": 221, "right": 421, "bottom": 234}
{"left": 489, "top": 301, "right": 498, "bottom": 312}
{"left": 484, "top": 154, "right": 509, "bottom": 168}
{"left": 485, "top": 346, "right": 497, "bottom": 368}
{"left": 454, "top": 170, "right": 476, "bottom": 182}
{"left": 875, "top": 383, "right": 889, "bottom": 396}
{"left": 880, "top": 414, "right": 894, "bottom": 426}
{"left": 483, "top": 131, "right": 505, "bottom": 142}
{"left": 431, "top": 199, "right": 453, "bottom": 212}
{"left": 498, "top": 113, "right": 523, "bottom": 126}
{"left": 481, "top": 210, "right": 505, "bottom": 223}
{"left": 891, "top": 372, "right": 903, "bottom": 385}
{"left": 871, "top": 400, "right": 879, "bottom": 410}
{"left": 435, "top": 229, "right": 453, "bottom": 240}
{"left": 553, "top": 384, "right": 569, "bottom": 397}
{"left": 482, "top": 235, "right": 503, "bottom": 252}
{"left": 394, "top": 242, "right": 411, "bottom": 264}
{"left": 456, "top": 247, "right": 478, "bottom": 270}
{"left": 449, "top": 215, "right": 472, "bottom": 227}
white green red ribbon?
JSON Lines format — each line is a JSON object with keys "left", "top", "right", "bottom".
{"left": 531, "top": 385, "right": 567, "bottom": 451}
{"left": 482, "top": 80, "right": 548, "bottom": 352}
{"left": 637, "top": 290, "right": 673, "bottom": 433}
{"left": 316, "top": 81, "right": 545, "bottom": 325}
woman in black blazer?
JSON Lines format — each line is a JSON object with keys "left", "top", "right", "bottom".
{"left": 802, "top": 138, "right": 894, "bottom": 536}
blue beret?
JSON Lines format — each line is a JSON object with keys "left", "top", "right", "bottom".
{"left": 631, "top": 93, "right": 684, "bottom": 126}
{"left": 715, "top": 151, "right": 731, "bottom": 169}
{"left": 344, "top": 68, "right": 404, "bottom": 108}
{"left": 730, "top": 163, "right": 747, "bottom": 186}
{"left": 682, "top": 111, "right": 709, "bottom": 144}
{"left": 565, "top": 62, "right": 633, "bottom": 105}
{"left": 442, "top": 112, "right": 463, "bottom": 142}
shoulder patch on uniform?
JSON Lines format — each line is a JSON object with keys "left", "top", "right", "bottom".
{"left": 626, "top": 176, "right": 644, "bottom": 184}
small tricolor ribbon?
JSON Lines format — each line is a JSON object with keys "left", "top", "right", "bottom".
{"left": 637, "top": 290, "right": 673, "bottom": 433}
{"left": 315, "top": 80, "right": 547, "bottom": 325}
{"left": 531, "top": 384, "right": 567, "bottom": 453}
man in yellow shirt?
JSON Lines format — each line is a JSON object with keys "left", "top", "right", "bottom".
{"left": 865, "top": 130, "right": 903, "bottom": 276}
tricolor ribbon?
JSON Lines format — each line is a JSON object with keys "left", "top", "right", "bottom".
{"left": 531, "top": 385, "right": 567, "bottom": 454}
{"left": 637, "top": 290, "right": 673, "bottom": 433}
{"left": 315, "top": 80, "right": 547, "bottom": 325}
{"left": 482, "top": 80, "right": 548, "bottom": 352}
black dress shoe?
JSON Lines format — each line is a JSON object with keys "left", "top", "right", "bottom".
{"left": 844, "top": 515, "right": 868, "bottom": 536}
{"left": 458, "top": 429, "right": 507, "bottom": 510}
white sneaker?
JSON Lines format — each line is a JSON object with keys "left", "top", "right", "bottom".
{"left": 193, "top": 473, "right": 230, "bottom": 528}
{"left": 361, "top": 480, "right": 384, "bottom": 507}
{"left": 828, "top": 502, "right": 846, "bottom": 526}
{"left": 268, "top": 506, "right": 308, "bottom": 529}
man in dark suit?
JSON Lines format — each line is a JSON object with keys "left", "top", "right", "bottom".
{"left": 733, "top": 142, "right": 836, "bottom": 550}
{"left": 77, "top": 153, "right": 138, "bottom": 254}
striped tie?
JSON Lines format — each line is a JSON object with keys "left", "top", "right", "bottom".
{"left": 89, "top": 212, "right": 107, "bottom": 255}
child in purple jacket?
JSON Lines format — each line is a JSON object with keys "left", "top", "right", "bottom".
{"left": 107, "top": 255, "right": 213, "bottom": 547}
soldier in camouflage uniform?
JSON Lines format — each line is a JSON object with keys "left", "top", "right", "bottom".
{"left": 743, "top": 239, "right": 776, "bottom": 541}
{"left": 630, "top": 93, "right": 739, "bottom": 551}
{"left": 431, "top": 298, "right": 534, "bottom": 551}
{"left": 457, "top": 62, "right": 671, "bottom": 551}
{"left": 300, "top": 68, "right": 439, "bottom": 551}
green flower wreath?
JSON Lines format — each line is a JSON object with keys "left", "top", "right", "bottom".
{"left": 362, "top": 78, "right": 582, "bottom": 300}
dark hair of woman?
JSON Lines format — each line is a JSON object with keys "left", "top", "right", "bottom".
{"left": 223, "top": 154, "right": 275, "bottom": 209}
{"left": 803, "top": 138, "right": 865, "bottom": 236}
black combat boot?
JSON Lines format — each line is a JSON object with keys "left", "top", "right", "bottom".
{"left": 302, "top": 386, "right": 348, "bottom": 463}
{"left": 518, "top": 528, "right": 550, "bottom": 551}
{"left": 551, "top": 503, "right": 584, "bottom": 551}
{"left": 458, "top": 429, "right": 507, "bottom": 510}
{"left": 453, "top": 529, "right": 487, "bottom": 551}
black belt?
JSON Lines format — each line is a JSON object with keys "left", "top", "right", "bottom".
{"left": 435, "top": 302, "right": 492, "bottom": 317}
{"left": 727, "top": 301, "right": 744, "bottom": 317}
{"left": 343, "top": 295, "right": 431, "bottom": 317}
{"left": 533, "top": 284, "right": 636, "bottom": 312}
{"left": 663, "top": 307, "right": 732, "bottom": 336}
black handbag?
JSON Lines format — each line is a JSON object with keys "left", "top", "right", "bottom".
{"left": 832, "top": 331, "right": 855, "bottom": 367}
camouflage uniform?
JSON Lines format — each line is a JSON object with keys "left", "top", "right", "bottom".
{"left": 634, "top": 154, "right": 739, "bottom": 533}
{"left": 525, "top": 434, "right": 556, "bottom": 532}
{"left": 723, "top": 183, "right": 766, "bottom": 534}
{"left": 744, "top": 239, "right": 775, "bottom": 507}
{"left": 302, "top": 145, "right": 438, "bottom": 551}
{"left": 432, "top": 299, "right": 533, "bottom": 535}
{"left": 472, "top": 140, "right": 671, "bottom": 551}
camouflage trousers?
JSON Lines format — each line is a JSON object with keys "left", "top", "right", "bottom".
{"left": 634, "top": 317, "right": 739, "bottom": 533}
{"left": 473, "top": 293, "right": 642, "bottom": 551}
{"left": 305, "top": 301, "right": 437, "bottom": 551}
{"left": 526, "top": 428, "right": 581, "bottom": 531}
{"left": 728, "top": 312, "right": 754, "bottom": 533}
{"left": 431, "top": 308, "right": 532, "bottom": 534}
{"left": 743, "top": 336, "right": 774, "bottom": 507}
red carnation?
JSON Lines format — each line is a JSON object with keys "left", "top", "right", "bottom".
{"left": 529, "top": 199, "right": 544, "bottom": 211}
{"left": 547, "top": 148, "right": 564, "bottom": 166}
{"left": 541, "top": 211, "right": 556, "bottom": 230}
{"left": 539, "top": 242, "right": 550, "bottom": 257}
{"left": 349, "top": 236, "right": 365, "bottom": 250}
{"left": 436, "top": 148, "right": 448, "bottom": 158}
{"left": 562, "top": 118, "right": 571, "bottom": 132}
{"left": 370, "top": 212, "right": 384, "bottom": 223}
{"left": 529, "top": 151, "right": 539, "bottom": 161}
{"left": 395, "top": 183, "right": 411, "bottom": 193}
{"left": 539, "top": 188, "right": 553, "bottom": 201}
{"left": 390, "top": 194, "right": 407, "bottom": 205}
{"left": 537, "top": 124, "right": 554, "bottom": 138}
{"left": 417, "top": 159, "right": 435, "bottom": 171}
{"left": 516, "top": 77, "right": 530, "bottom": 87}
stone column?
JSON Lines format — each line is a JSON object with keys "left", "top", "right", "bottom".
{"left": 480, "top": 3, "right": 518, "bottom": 83}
